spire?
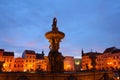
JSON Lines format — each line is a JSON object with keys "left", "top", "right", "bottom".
{"left": 82, "top": 49, "right": 84, "bottom": 56}
{"left": 52, "top": 17, "right": 58, "bottom": 31}
{"left": 42, "top": 50, "right": 44, "bottom": 55}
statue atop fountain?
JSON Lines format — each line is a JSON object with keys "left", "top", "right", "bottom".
{"left": 45, "top": 17, "right": 65, "bottom": 73}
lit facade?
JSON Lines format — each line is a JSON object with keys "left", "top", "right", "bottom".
{"left": 82, "top": 53, "right": 93, "bottom": 70}
{"left": 96, "top": 47, "right": 120, "bottom": 70}
{"left": 0, "top": 49, "right": 76, "bottom": 72}
{"left": 36, "top": 52, "right": 48, "bottom": 71}
{"left": 2, "top": 51, "right": 14, "bottom": 72}
{"left": 13, "top": 57, "right": 24, "bottom": 72}
{"left": 82, "top": 47, "right": 120, "bottom": 71}
{"left": 0, "top": 49, "right": 47, "bottom": 72}
{"left": 64, "top": 56, "right": 75, "bottom": 71}
{"left": 22, "top": 50, "right": 36, "bottom": 72}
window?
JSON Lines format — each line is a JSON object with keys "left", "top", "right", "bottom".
{"left": 114, "top": 62, "right": 116, "bottom": 65}
{"left": 118, "top": 62, "right": 120, "bottom": 64}
{"left": 10, "top": 60, "right": 12, "bottom": 62}
{"left": 114, "top": 56, "right": 115, "bottom": 59}
{"left": 117, "top": 56, "right": 119, "bottom": 59}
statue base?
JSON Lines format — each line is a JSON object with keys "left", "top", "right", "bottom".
{"left": 48, "top": 50, "right": 64, "bottom": 73}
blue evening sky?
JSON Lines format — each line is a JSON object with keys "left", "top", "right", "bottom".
{"left": 0, "top": 0, "right": 120, "bottom": 58}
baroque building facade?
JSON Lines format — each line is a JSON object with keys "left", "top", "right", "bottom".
{"left": 82, "top": 47, "right": 120, "bottom": 71}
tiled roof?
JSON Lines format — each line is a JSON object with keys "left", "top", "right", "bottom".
{"left": 36, "top": 53, "right": 44, "bottom": 59}
{"left": 3, "top": 52, "right": 14, "bottom": 56}
{"left": 84, "top": 52, "right": 101, "bottom": 56}
{"left": 111, "top": 49, "right": 120, "bottom": 54}
{"left": 24, "top": 50, "right": 35, "bottom": 54}
{"left": 0, "top": 49, "right": 4, "bottom": 51}
{"left": 103, "top": 47, "right": 116, "bottom": 53}
{"left": 103, "top": 47, "right": 120, "bottom": 54}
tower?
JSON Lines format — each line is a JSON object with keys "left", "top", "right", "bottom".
{"left": 45, "top": 17, "right": 65, "bottom": 73}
